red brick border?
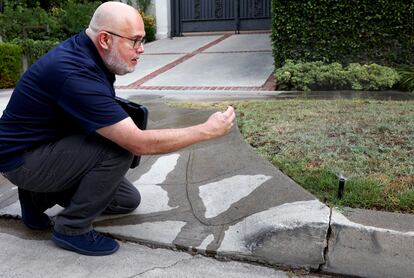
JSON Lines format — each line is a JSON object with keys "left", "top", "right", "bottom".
{"left": 262, "top": 74, "right": 276, "bottom": 91}
{"left": 124, "top": 76, "right": 274, "bottom": 91}
{"left": 135, "top": 85, "right": 264, "bottom": 91}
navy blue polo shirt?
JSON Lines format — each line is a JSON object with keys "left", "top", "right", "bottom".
{"left": 0, "top": 30, "right": 128, "bottom": 172}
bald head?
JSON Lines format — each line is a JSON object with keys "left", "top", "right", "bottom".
{"left": 88, "top": 1, "right": 144, "bottom": 36}
{"left": 85, "top": 1, "right": 145, "bottom": 76}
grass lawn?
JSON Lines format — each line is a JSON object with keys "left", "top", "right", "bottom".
{"left": 172, "top": 99, "right": 414, "bottom": 213}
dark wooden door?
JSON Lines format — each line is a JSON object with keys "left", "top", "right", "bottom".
{"left": 171, "top": 0, "right": 271, "bottom": 36}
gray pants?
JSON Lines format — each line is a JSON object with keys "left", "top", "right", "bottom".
{"left": 3, "top": 135, "right": 140, "bottom": 235}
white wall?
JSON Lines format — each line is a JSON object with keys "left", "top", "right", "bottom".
{"left": 154, "top": 0, "right": 171, "bottom": 39}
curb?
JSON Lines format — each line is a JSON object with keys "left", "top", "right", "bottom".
{"left": 322, "top": 209, "right": 414, "bottom": 278}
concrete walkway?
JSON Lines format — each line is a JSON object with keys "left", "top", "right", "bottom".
{"left": 1, "top": 34, "right": 413, "bottom": 278}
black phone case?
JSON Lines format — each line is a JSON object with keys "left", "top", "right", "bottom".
{"left": 115, "top": 96, "right": 149, "bottom": 168}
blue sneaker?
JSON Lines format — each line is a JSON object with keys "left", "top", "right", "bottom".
{"left": 52, "top": 230, "right": 119, "bottom": 256}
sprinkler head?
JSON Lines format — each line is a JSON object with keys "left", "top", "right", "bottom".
{"left": 337, "top": 176, "right": 346, "bottom": 199}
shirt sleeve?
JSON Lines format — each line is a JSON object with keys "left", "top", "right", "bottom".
{"left": 57, "top": 70, "right": 128, "bottom": 133}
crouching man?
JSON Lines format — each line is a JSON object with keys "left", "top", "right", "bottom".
{"left": 0, "top": 1, "right": 235, "bottom": 256}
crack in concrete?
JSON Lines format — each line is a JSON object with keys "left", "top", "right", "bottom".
{"left": 184, "top": 151, "right": 252, "bottom": 227}
{"left": 184, "top": 151, "right": 284, "bottom": 228}
{"left": 185, "top": 151, "right": 209, "bottom": 226}
{"left": 126, "top": 257, "right": 195, "bottom": 277}
{"left": 318, "top": 207, "right": 333, "bottom": 271}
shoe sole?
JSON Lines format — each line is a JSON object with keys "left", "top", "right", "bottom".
{"left": 52, "top": 235, "right": 119, "bottom": 256}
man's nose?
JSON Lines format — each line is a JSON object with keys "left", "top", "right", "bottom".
{"left": 136, "top": 43, "right": 144, "bottom": 54}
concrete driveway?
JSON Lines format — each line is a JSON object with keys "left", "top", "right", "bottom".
{"left": 114, "top": 33, "right": 275, "bottom": 91}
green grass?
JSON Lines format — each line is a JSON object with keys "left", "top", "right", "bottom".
{"left": 172, "top": 99, "right": 414, "bottom": 213}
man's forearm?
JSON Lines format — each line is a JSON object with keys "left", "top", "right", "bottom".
{"left": 131, "top": 124, "right": 212, "bottom": 155}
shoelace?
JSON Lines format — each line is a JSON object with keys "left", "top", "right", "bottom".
{"left": 87, "top": 230, "right": 99, "bottom": 242}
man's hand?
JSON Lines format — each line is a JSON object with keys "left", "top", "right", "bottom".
{"left": 202, "top": 106, "right": 236, "bottom": 139}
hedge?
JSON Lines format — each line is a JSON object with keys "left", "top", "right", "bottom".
{"left": 11, "top": 38, "right": 59, "bottom": 66}
{"left": 0, "top": 0, "right": 101, "bottom": 41}
{"left": 0, "top": 1, "right": 157, "bottom": 43}
{"left": 142, "top": 12, "right": 156, "bottom": 43}
{"left": 272, "top": 0, "right": 414, "bottom": 68}
{"left": 54, "top": 0, "right": 102, "bottom": 41}
{"left": 275, "top": 60, "right": 400, "bottom": 91}
{"left": 0, "top": 43, "right": 22, "bottom": 89}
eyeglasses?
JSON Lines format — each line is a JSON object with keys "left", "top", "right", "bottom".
{"left": 105, "top": 30, "right": 146, "bottom": 49}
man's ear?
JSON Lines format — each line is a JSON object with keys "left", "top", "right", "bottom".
{"left": 97, "top": 32, "right": 111, "bottom": 50}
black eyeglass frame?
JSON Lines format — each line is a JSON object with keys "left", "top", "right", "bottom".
{"left": 105, "top": 30, "right": 146, "bottom": 49}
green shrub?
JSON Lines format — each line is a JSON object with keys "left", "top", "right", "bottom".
{"left": 55, "top": 0, "right": 101, "bottom": 40}
{"left": 32, "top": 0, "right": 67, "bottom": 10}
{"left": 0, "top": 3, "right": 59, "bottom": 41}
{"left": 4, "top": 0, "right": 66, "bottom": 10}
{"left": 142, "top": 12, "right": 156, "bottom": 43}
{"left": 11, "top": 38, "right": 59, "bottom": 66}
{"left": 137, "top": 0, "right": 152, "bottom": 13}
{"left": 397, "top": 66, "right": 414, "bottom": 92}
{"left": 275, "top": 60, "right": 400, "bottom": 91}
{"left": 346, "top": 63, "right": 400, "bottom": 91}
{"left": 0, "top": 0, "right": 100, "bottom": 42}
{"left": 0, "top": 43, "right": 22, "bottom": 89}
{"left": 271, "top": 1, "right": 414, "bottom": 67}
{"left": 1, "top": 1, "right": 157, "bottom": 43}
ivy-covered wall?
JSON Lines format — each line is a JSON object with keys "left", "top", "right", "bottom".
{"left": 272, "top": 0, "right": 414, "bottom": 67}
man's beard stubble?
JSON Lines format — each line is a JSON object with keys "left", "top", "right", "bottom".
{"left": 104, "top": 41, "right": 135, "bottom": 75}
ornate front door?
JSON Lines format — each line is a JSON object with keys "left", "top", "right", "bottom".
{"left": 171, "top": 0, "right": 271, "bottom": 36}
